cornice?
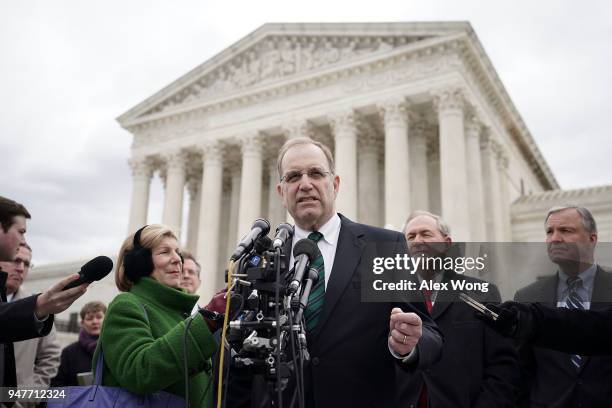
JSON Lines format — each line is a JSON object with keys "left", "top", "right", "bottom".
{"left": 513, "top": 185, "right": 612, "bottom": 207}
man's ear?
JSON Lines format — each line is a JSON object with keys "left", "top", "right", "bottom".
{"left": 277, "top": 183, "right": 288, "bottom": 209}
{"left": 333, "top": 174, "right": 340, "bottom": 195}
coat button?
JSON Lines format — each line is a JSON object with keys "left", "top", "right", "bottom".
{"left": 312, "top": 357, "right": 320, "bottom": 366}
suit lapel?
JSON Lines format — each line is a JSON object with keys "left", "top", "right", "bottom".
{"left": 591, "top": 266, "right": 612, "bottom": 308}
{"left": 541, "top": 275, "right": 558, "bottom": 307}
{"left": 310, "top": 216, "right": 362, "bottom": 340}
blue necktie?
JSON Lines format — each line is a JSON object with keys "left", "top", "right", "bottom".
{"left": 566, "top": 276, "right": 584, "bottom": 369}
{"left": 304, "top": 232, "right": 325, "bottom": 332}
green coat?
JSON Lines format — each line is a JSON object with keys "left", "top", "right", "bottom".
{"left": 93, "top": 277, "right": 217, "bottom": 408}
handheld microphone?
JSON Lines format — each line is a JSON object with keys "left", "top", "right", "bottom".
{"left": 231, "top": 219, "right": 271, "bottom": 261}
{"left": 272, "top": 223, "right": 294, "bottom": 249}
{"left": 287, "top": 239, "right": 320, "bottom": 295}
{"left": 63, "top": 256, "right": 114, "bottom": 290}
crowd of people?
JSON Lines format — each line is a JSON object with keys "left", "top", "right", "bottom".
{"left": 1, "top": 136, "right": 611, "bottom": 408}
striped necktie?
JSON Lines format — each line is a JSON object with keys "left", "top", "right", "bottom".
{"left": 566, "top": 276, "right": 584, "bottom": 369}
{"left": 304, "top": 231, "right": 325, "bottom": 332}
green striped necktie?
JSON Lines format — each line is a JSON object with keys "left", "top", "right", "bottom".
{"left": 304, "top": 231, "right": 325, "bottom": 332}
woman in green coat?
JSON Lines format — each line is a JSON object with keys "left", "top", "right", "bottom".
{"left": 93, "top": 224, "right": 219, "bottom": 408}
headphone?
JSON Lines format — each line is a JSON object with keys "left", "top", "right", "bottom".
{"left": 123, "top": 225, "right": 154, "bottom": 282}
{"left": 123, "top": 225, "right": 185, "bottom": 283}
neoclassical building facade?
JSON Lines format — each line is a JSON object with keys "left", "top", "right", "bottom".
{"left": 28, "top": 23, "right": 612, "bottom": 327}
{"left": 116, "top": 22, "right": 562, "bottom": 300}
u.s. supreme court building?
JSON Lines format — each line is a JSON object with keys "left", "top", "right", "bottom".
{"left": 31, "top": 22, "right": 612, "bottom": 338}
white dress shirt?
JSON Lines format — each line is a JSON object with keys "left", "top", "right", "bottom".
{"left": 289, "top": 213, "right": 341, "bottom": 288}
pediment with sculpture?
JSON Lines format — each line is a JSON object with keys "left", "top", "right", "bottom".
{"left": 143, "top": 34, "right": 433, "bottom": 116}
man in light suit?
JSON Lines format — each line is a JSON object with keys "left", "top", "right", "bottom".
{"left": 272, "top": 137, "right": 443, "bottom": 408}
{"left": 514, "top": 205, "right": 612, "bottom": 407}
{"left": 0, "top": 244, "right": 61, "bottom": 392}
{"left": 397, "top": 211, "right": 518, "bottom": 408}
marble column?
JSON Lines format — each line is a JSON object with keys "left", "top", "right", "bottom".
{"left": 379, "top": 98, "right": 410, "bottom": 230}
{"left": 268, "top": 161, "right": 285, "bottom": 231}
{"left": 357, "top": 122, "right": 381, "bottom": 226}
{"left": 196, "top": 142, "right": 224, "bottom": 301}
{"left": 497, "top": 151, "right": 512, "bottom": 241}
{"left": 427, "top": 146, "right": 442, "bottom": 216}
{"left": 329, "top": 110, "right": 358, "bottom": 220}
{"left": 284, "top": 119, "right": 311, "bottom": 140}
{"left": 127, "top": 157, "right": 153, "bottom": 234}
{"left": 480, "top": 133, "right": 504, "bottom": 241}
{"left": 433, "top": 88, "right": 471, "bottom": 241}
{"left": 227, "top": 167, "right": 241, "bottom": 249}
{"left": 162, "top": 150, "right": 187, "bottom": 236}
{"left": 185, "top": 173, "right": 202, "bottom": 253}
{"left": 410, "top": 116, "right": 429, "bottom": 212}
{"left": 465, "top": 117, "right": 487, "bottom": 241}
{"left": 237, "top": 134, "right": 264, "bottom": 237}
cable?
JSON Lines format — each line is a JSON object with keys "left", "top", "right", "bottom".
{"left": 274, "top": 247, "right": 282, "bottom": 408}
{"left": 216, "top": 259, "right": 237, "bottom": 408}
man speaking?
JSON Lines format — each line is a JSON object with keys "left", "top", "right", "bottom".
{"left": 271, "top": 137, "right": 443, "bottom": 408}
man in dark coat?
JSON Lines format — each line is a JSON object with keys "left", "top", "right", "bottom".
{"left": 397, "top": 211, "right": 518, "bottom": 408}
{"left": 512, "top": 205, "right": 612, "bottom": 408}
{"left": 0, "top": 196, "right": 89, "bottom": 387}
{"left": 225, "top": 137, "right": 443, "bottom": 408}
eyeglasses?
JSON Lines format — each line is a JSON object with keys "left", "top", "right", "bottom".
{"left": 280, "top": 168, "right": 332, "bottom": 184}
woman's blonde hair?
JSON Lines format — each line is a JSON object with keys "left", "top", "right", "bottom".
{"left": 115, "top": 224, "right": 178, "bottom": 292}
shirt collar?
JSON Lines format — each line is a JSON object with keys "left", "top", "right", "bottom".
{"left": 558, "top": 263, "right": 597, "bottom": 288}
{"left": 293, "top": 213, "right": 341, "bottom": 245}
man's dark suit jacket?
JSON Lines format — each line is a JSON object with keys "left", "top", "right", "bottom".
{"left": 222, "top": 215, "right": 444, "bottom": 408}
{"left": 529, "top": 303, "right": 612, "bottom": 355}
{"left": 0, "top": 270, "right": 54, "bottom": 387}
{"left": 397, "top": 271, "right": 519, "bottom": 408}
{"left": 514, "top": 266, "right": 612, "bottom": 408}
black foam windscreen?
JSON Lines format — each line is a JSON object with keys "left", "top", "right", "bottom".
{"left": 292, "top": 238, "right": 320, "bottom": 262}
{"left": 82, "top": 256, "right": 113, "bottom": 280}
{"left": 63, "top": 256, "right": 114, "bottom": 290}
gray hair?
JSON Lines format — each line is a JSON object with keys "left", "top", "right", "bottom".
{"left": 545, "top": 205, "right": 597, "bottom": 234}
{"left": 402, "top": 210, "right": 451, "bottom": 237}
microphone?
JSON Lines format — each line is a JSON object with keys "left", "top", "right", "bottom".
{"left": 287, "top": 239, "right": 320, "bottom": 295}
{"left": 230, "top": 219, "right": 271, "bottom": 261}
{"left": 272, "top": 223, "right": 294, "bottom": 249}
{"left": 63, "top": 256, "right": 114, "bottom": 290}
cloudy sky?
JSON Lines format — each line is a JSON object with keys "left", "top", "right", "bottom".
{"left": 1, "top": 0, "right": 610, "bottom": 266}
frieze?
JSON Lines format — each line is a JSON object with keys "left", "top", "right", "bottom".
{"left": 144, "top": 35, "right": 427, "bottom": 115}
{"left": 342, "top": 54, "right": 460, "bottom": 94}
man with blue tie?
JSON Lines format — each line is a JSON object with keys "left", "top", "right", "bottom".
{"left": 514, "top": 205, "right": 612, "bottom": 407}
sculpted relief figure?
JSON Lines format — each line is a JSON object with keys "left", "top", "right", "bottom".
{"left": 314, "top": 40, "right": 340, "bottom": 67}
{"left": 208, "top": 69, "right": 233, "bottom": 95}
{"left": 279, "top": 39, "right": 296, "bottom": 75}
{"left": 300, "top": 41, "right": 315, "bottom": 71}
{"left": 245, "top": 51, "right": 262, "bottom": 85}
{"left": 340, "top": 40, "right": 358, "bottom": 60}
{"left": 261, "top": 41, "right": 281, "bottom": 80}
